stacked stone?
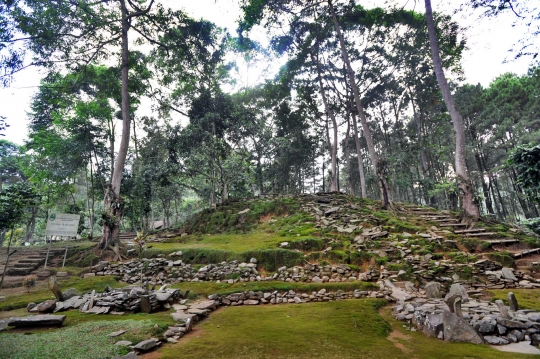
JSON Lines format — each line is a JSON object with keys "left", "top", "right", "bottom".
{"left": 392, "top": 288, "right": 540, "bottom": 346}
{"left": 272, "top": 263, "right": 359, "bottom": 283}
{"left": 215, "top": 288, "right": 391, "bottom": 306}
{"left": 27, "top": 286, "right": 184, "bottom": 315}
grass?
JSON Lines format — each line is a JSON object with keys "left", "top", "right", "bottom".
{"left": 0, "top": 319, "right": 161, "bottom": 359}
{"left": 0, "top": 275, "right": 124, "bottom": 311}
{"left": 172, "top": 280, "right": 378, "bottom": 297}
{"left": 159, "top": 299, "right": 394, "bottom": 359}
{"left": 158, "top": 230, "right": 315, "bottom": 253}
{"left": 155, "top": 300, "right": 529, "bottom": 359}
{"left": 489, "top": 289, "right": 540, "bottom": 311}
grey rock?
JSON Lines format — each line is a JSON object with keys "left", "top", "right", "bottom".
{"left": 509, "top": 329, "right": 525, "bottom": 342}
{"left": 508, "top": 292, "right": 519, "bottom": 312}
{"left": 531, "top": 333, "right": 540, "bottom": 346}
{"left": 496, "top": 317, "right": 529, "bottom": 329}
{"left": 442, "top": 310, "right": 484, "bottom": 344}
{"left": 244, "top": 300, "right": 259, "bottom": 305}
{"left": 446, "top": 283, "right": 469, "bottom": 303}
{"left": 8, "top": 314, "right": 66, "bottom": 327}
{"left": 133, "top": 338, "right": 160, "bottom": 351}
{"left": 483, "top": 336, "right": 510, "bottom": 345}
{"left": 0, "top": 320, "right": 7, "bottom": 331}
{"left": 31, "top": 300, "right": 57, "bottom": 313}
{"left": 501, "top": 267, "right": 518, "bottom": 281}
{"left": 423, "top": 313, "right": 443, "bottom": 338}
{"left": 115, "top": 340, "right": 133, "bottom": 346}
{"left": 477, "top": 321, "right": 496, "bottom": 334}
{"left": 108, "top": 330, "right": 127, "bottom": 337}
{"left": 425, "top": 281, "right": 442, "bottom": 299}
{"left": 112, "top": 352, "right": 138, "bottom": 359}
{"left": 495, "top": 300, "right": 511, "bottom": 319}
{"left": 62, "top": 288, "right": 81, "bottom": 300}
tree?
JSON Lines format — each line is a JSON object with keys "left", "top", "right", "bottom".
{"left": 14, "top": 0, "right": 177, "bottom": 248}
{"left": 509, "top": 144, "right": 540, "bottom": 202}
{"left": 0, "top": 181, "right": 40, "bottom": 290}
{"left": 424, "top": 0, "right": 480, "bottom": 220}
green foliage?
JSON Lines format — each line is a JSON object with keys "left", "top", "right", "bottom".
{"left": 486, "top": 251, "right": 515, "bottom": 267}
{"left": 509, "top": 144, "right": 540, "bottom": 202}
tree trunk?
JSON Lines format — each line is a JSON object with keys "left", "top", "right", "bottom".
{"left": 351, "top": 113, "right": 367, "bottom": 198}
{"left": 328, "top": 0, "right": 390, "bottom": 207}
{"left": 424, "top": 0, "right": 479, "bottom": 220}
{"left": 345, "top": 116, "right": 354, "bottom": 196}
{"left": 312, "top": 53, "right": 338, "bottom": 192}
{"left": 100, "top": 0, "right": 132, "bottom": 249}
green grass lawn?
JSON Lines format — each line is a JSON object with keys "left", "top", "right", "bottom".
{"left": 155, "top": 300, "right": 530, "bottom": 359}
{"left": 489, "top": 288, "right": 540, "bottom": 311}
{"left": 0, "top": 319, "right": 160, "bottom": 359}
{"left": 152, "top": 230, "right": 315, "bottom": 253}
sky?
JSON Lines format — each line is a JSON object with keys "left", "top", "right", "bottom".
{"left": 0, "top": 0, "right": 535, "bottom": 146}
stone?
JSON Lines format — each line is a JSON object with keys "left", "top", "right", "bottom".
{"left": 442, "top": 310, "right": 484, "bottom": 344}
{"left": 56, "top": 271, "right": 68, "bottom": 277}
{"left": 238, "top": 208, "right": 250, "bottom": 215}
{"left": 495, "top": 300, "right": 511, "bottom": 319}
{"left": 244, "top": 300, "right": 259, "bottom": 305}
{"left": 140, "top": 295, "right": 152, "bottom": 314}
{"left": 62, "top": 288, "right": 81, "bottom": 300}
{"left": 133, "top": 338, "right": 160, "bottom": 351}
{"left": 83, "top": 273, "right": 96, "bottom": 278}
{"left": 31, "top": 300, "right": 57, "bottom": 313}
{"left": 108, "top": 330, "right": 127, "bottom": 337}
{"left": 0, "top": 320, "right": 7, "bottom": 331}
{"left": 115, "top": 341, "right": 133, "bottom": 346}
{"left": 170, "top": 312, "right": 198, "bottom": 322}
{"left": 484, "top": 336, "right": 510, "bottom": 345}
{"left": 477, "top": 321, "right": 496, "bottom": 334}
{"left": 446, "top": 283, "right": 469, "bottom": 303}
{"left": 189, "top": 300, "right": 217, "bottom": 311}
{"left": 501, "top": 268, "right": 518, "bottom": 281}
{"left": 424, "top": 282, "right": 442, "bottom": 299}
{"left": 444, "top": 294, "right": 461, "bottom": 314}
{"left": 8, "top": 315, "right": 66, "bottom": 328}
{"left": 48, "top": 277, "right": 64, "bottom": 301}
{"left": 496, "top": 317, "right": 529, "bottom": 329}
{"left": 27, "top": 302, "right": 37, "bottom": 312}
{"left": 508, "top": 292, "right": 519, "bottom": 312}
{"left": 423, "top": 313, "right": 444, "bottom": 338}
{"left": 531, "top": 333, "right": 540, "bottom": 346}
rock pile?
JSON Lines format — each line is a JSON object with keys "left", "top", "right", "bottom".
{"left": 27, "top": 285, "right": 185, "bottom": 315}
{"left": 393, "top": 288, "right": 540, "bottom": 346}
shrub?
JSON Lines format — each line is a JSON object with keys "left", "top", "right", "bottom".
{"left": 22, "top": 275, "right": 37, "bottom": 292}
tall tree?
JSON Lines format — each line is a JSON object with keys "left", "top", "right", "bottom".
{"left": 424, "top": 0, "right": 480, "bottom": 220}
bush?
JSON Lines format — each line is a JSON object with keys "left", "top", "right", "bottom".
{"left": 22, "top": 275, "right": 37, "bottom": 292}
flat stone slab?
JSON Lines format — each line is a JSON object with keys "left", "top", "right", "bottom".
{"left": 492, "top": 341, "right": 540, "bottom": 355}
{"left": 0, "top": 320, "right": 7, "bottom": 331}
{"left": 108, "top": 330, "right": 127, "bottom": 337}
{"left": 8, "top": 315, "right": 66, "bottom": 328}
{"left": 171, "top": 312, "right": 198, "bottom": 322}
{"left": 133, "top": 338, "right": 161, "bottom": 351}
{"left": 189, "top": 300, "right": 217, "bottom": 311}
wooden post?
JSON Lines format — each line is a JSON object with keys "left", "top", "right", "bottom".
{"left": 44, "top": 235, "right": 52, "bottom": 269}
{"left": 62, "top": 236, "right": 70, "bottom": 269}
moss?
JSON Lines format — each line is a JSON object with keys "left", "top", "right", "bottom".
{"left": 486, "top": 251, "right": 515, "bottom": 267}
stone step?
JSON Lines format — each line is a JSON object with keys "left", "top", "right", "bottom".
{"left": 513, "top": 248, "right": 540, "bottom": 259}
{"left": 6, "top": 267, "right": 35, "bottom": 276}
{"left": 432, "top": 219, "right": 458, "bottom": 223}
{"left": 454, "top": 228, "right": 487, "bottom": 234}
{"left": 485, "top": 239, "right": 519, "bottom": 245}
{"left": 464, "top": 232, "right": 496, "bottom": 237}
{"left": 439, "top": 223, "right": 468, "bottom": 228}
{"left": 19, "top": 258, "right": 46, "bottom": 264}
{"left": 13, "top": 262, "right": 40, "bottom": 268}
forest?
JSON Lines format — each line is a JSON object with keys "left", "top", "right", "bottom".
{"left": 1, "top": 0, "right": 539, "bottom": 249}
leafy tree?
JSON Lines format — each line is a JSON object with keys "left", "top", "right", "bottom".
{"left": 0, "top": 181, "right": 40, "bottom": 289}
{"left": 509, "top": 144, "right": 540, "bottom": 202}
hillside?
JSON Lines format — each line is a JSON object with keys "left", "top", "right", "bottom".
{"left": 1, "top": 193, "right": 540, "bottom": 358}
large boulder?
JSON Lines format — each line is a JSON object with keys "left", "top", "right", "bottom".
{"left": 442, "top": 310, "right": 484, "bottom": 344}
{"left": 30, "top": 300, "right": 57, "bottom": 313}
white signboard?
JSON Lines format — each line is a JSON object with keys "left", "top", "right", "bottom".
{"left": 45, "top": 213, "right": 80, "bottom": 237}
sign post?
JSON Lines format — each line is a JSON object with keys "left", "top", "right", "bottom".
{"left": 44, "top": 213, "right": 80, "bottom": 270}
